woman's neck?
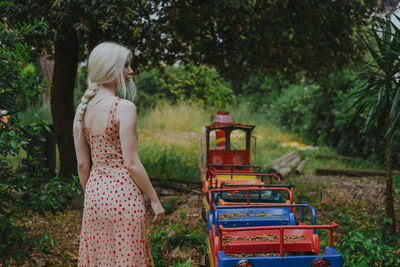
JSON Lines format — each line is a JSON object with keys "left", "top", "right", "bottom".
{"left": 101, "top": 81, "right": 117, "bottom": 96}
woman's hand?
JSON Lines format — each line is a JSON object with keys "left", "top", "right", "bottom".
{"left": 151, "top": 200, "right": 165, "bottom": 224}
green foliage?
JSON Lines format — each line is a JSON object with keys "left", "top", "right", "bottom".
{"left": 162, "top": 0, "right": 378, "bottom": 85}
{"left": 274, "top": 82, "right": 318, "bottom": 139}
{"left": 394, "top": 174, "right": 400, "bottom": 197}
{"left": 172, "top": 261, "right": 192, "bottom": 267}
{"left": 2, "top": 0, "right": 385, "bottom": 180}
{"left": 16, "top": 105, "right": 52, "bottom": 127}
{"left": 135, "top": 64, "right": 233, "bottom": 110}
{"left": 149, "top": 223, "right": 206, "bottom": 267}
{"left": 35, "top": 230, "right": 55, "bottom": 254}
{"left": 0, "top": 162, "right": 82, "bottom": 265}
{"left": 0, "top": 14, "right": 82, "bottom": 265}
{"left": 240, "top": 72, "right": 289, "bottom": 111}
{"left": 0, "top": 21, "right": 46, "bottom": 114}
{"left": 139, "top": 143, "right": 198, "bottom": 181}
{"left": 149, "top": 226, "right": 168, "bottom": 267}
{"left": 73, "top": 66, "right": 88, "bottom": 109}
{"left": 352, "top": 13, "right": 400, "bottom": 233}
{"left": 355, "top": 14, "right": 400, "bottom": 134}
{"left": 328, "top": 209, "right": 362, "bottom": 234}
{"left": 162, "top": 196, "right": 181, "bottom": 215}
{"left": 167, "top": 224, "right": 206, "bottom": 253}
{"left": 0, "top": 183, "right": 33, "bottom": 266}
{"left": 259, "top": 67, "right": 397, "bottom": 164}
{"left": 337, "top": 219, "right": 400, "bottom": 266}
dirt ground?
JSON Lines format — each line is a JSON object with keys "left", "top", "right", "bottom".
{"left": 292, "top": 174, "right": 400, "bottom": 242}
{"left": 7, "top": 188, "right": 204, "bottom": 267}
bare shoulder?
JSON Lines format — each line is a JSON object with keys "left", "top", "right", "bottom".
{"left": 118, "top": 99, "right": 137, "bottom": 119}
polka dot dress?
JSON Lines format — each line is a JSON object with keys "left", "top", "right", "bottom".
{"left": 78, "top": 97, "right": 154, "bottom": 267}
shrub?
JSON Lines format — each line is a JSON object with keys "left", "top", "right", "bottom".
{"left": 0, "top": 14, "right": 82, "bottom": 265}
{"left": 253, "top": 67, "right": 396, "bottom": 165}
{"left": 337, "top": 219, "right": 400, "bottom": 266}
{"left": 149, "top": 226, "right": 168, "bottom": 267}
{"left": 135, "top": 64, "right": 233, "bottom": 110}
{"left": 166, "top": 224, "right": 206, "bottom": 252}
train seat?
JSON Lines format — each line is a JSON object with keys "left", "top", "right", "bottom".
{"left": 221, "top": 229, "right": 319, "bottom": 254}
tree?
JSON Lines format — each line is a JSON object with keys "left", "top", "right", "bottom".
{"left": 353, "top": 13, "right": 400, "bottom": 234}
{"left": 5, "top": 0, "right": 170, "bottom": 178}
{"left": 4, "top": 0, "right": 382, "bottom": 179}
{"left": 157, "top": 0, "right": 379, "bottom": 88}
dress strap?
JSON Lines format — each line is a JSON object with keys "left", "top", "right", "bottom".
{"left": 108, "top": 97, "right": 121, "bottom": 126}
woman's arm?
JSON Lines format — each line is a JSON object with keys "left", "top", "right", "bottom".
{"left": 73, "top": 116, "right": 91, "bottom": 192}
{"left": 118, "top": 100, "right": 165, "bottom": 224}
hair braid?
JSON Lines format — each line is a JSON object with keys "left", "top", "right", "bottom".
{"left": 73, "top": 82, "right": 100, "bottom": 138}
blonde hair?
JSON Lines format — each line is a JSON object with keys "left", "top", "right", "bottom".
{"left": 73, "top": 42, "right": 137, "bottom": 137}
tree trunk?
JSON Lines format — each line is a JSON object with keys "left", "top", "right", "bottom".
{"left": 51, "top": 27, "right": 79, "bottom": 179}
{"left": 39, "top": 48, "right": 55, "bottom": 105}
{"left": 385, "top": 109, "right": 397, "bottom": 234}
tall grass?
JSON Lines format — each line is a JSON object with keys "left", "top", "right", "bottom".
{"left": 13, "top": 98, "right": 382, "bottom": 179}
{"left": 137, "top": 100, "right": 384, "bottom": 180}
{"left": 137, "top": 101, "right": 208, "bottom": 181}
{"left": 138, "top": 101, "right": 211, "bottom": 132}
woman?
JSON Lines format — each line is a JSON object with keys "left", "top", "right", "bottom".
{"left": 73, "top": 42, "right": 164, "bottom": 266}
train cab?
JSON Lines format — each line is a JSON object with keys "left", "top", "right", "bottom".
{"left": 200, "top": 111, "right": 262, "bottom": 192}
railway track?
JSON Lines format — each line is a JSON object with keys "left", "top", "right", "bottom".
{"left": 150, "top": 177, "right": 202, "bottom": 194}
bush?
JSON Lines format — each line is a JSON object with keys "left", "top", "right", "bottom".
{"left": 166, "top": 224, "right": 206, "bottom": 252}
{"left": 337, "top": 219, "right": 400, "bottom": 266}
{"left": 249, "top": 67, "right": 395, "bottom": 165}
{"left": 135, "top": 64, "right": 233, "bottom": 110}
{"left": 0, "top": 15, "right": 82, "bottom": 265}
{"left": 149, "top": 223, "right": 206, "bottom": 267}
{"left": 149, "top": 226, "right": 168, "bottom": 267}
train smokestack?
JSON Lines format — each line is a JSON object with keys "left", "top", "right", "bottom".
{"left": 214, "top": 111, "right": 232, "bottom": 124}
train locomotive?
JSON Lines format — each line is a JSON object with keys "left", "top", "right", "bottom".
{"left": 199, "top": 112, "right": 342, "bottom": 267}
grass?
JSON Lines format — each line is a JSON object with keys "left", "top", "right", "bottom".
{"left": 138, "top": 101, "right": 211, "bottom": 132}
{"left": 137, "top": 100, "right": 384, "bottom": 181}
{"left": 10, "top": 99, "right": 384, "bottom": 177}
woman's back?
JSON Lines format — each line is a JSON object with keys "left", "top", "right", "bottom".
{"left": 84, "top": 96, "right": 118, "bottom": 136}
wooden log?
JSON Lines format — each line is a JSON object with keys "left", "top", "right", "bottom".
{"left": 277, "top": 152, "right": 299, "bottom": 168}
{"left": 315, "top": 168, "right": 400, "bottom": 177}
{"left": 316, "top": 154, "right": 356, "bottom": 161}
{"left": 270, "top": 151, "right": 297, "bottom": 167}
{"left": 278, "top": 155, "right": 301, "bottom": 176}
{"left": 272, "top": 152, "right": 299, "bottom": 172}
{"left": 295, "top": 157, "right": 309, "bottom": 174}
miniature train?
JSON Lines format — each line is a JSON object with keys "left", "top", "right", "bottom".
{"left": 199, "top": 111, "right": 342, "bottom": 267}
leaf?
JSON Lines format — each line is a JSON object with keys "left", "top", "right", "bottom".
{"left": 394, "top": 174, "right": 400, "bottom": 187}
{"left": 43, "top": 230, "right": 49, "bottom": 240}
{"left": 390, "top": 87, "right": 400, "bottom": 119}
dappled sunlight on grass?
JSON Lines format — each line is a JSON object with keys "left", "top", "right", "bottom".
{"left": 136, "top": 101, "right": 384, "bottom": 179}
{"left": 139, "top": 101, "right": 211, "bottom": 132}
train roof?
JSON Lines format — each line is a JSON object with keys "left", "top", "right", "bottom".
{"left": 205, "top": 123, "right": 255, "bottom": 131}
